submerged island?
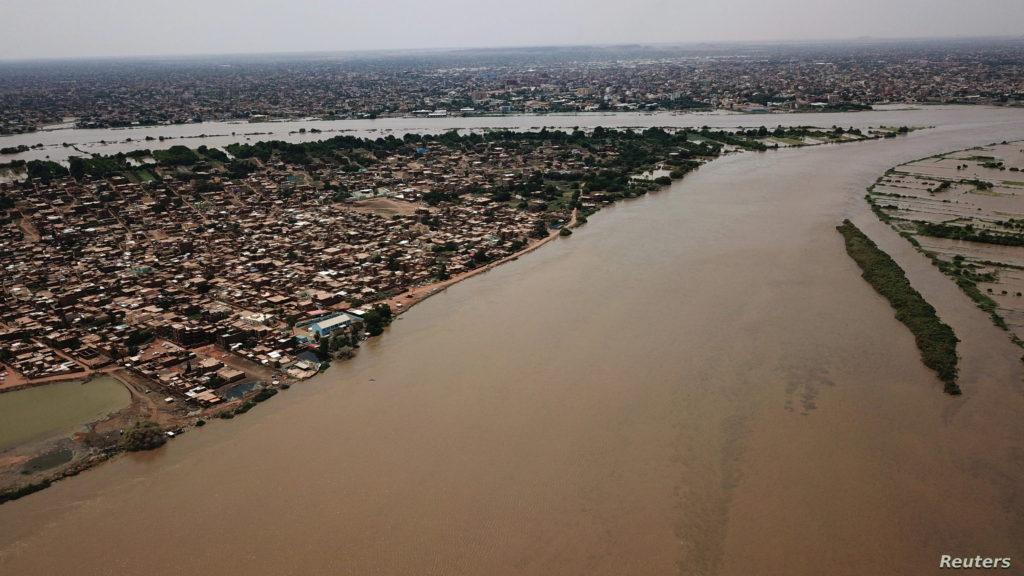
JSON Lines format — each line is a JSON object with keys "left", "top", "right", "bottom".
{"left": 836, "top": 219, "right": 961, "bottom": 394}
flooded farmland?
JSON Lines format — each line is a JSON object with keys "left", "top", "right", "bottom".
{"left": 1, "top": 107, "right": 1023, "bottom": 575}
{"left": 870, "top": 141, "right": 1024, "bottom": 339}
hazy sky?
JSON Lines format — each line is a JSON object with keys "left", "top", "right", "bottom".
{"left": 1, "top": 0, "right": 1022, "bottom": 60}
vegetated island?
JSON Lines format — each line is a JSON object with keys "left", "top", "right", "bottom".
{"left": 0, "top": 125, "right": 912, "bottom": 503}
{"left": 836, "top": 220, "right": 960, "bottom": 395}
{"left": 864, "top": 141, "right": 1024, "bottom": 353}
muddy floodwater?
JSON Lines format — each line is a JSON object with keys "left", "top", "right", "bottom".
{"left": 0, "top": 377, "right": 129, "bottom": 452}
{"left": 0, "top": 104, "right": 983, "bottom": 163}
{"left": 2, "top": 108, "right": 1024, "bottom": 575}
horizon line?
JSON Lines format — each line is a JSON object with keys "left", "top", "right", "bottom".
{"left": 1, "top": 34, "right": 1022, "bottom": 65}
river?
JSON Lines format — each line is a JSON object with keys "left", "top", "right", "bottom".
{"left": 0, "top": 107, "right": 1023, "bottom": 575}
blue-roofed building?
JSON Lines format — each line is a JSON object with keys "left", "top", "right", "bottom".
{"left": 309, "top": 313, "right": 362, "bottom": 339}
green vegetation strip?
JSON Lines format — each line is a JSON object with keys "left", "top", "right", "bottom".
{"left": 0, "top": 450, "right": 116, "bottom": 506}
{"left": 916, "top": 222, "right": 1024, "bottom": 247}
{"left": 836, "top": 220, "right": 961, "bottom": 395}
{"left": 0, "top": 478, "right": 53, "bottom": 505}
{"left": 220, "top": 387, "right": 279, "bottom": 419}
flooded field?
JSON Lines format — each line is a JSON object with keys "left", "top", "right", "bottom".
{"left": 0, "top": 108, "right": 1023, "bottom": 575}
{"left": 0, "top": 376, "right": 130, "bottom": 451}
{"left": 869, "top": 141, "right": 1024, "bottom": 339}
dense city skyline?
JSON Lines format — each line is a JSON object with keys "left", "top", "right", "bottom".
{"left": 1, "top": 0, "right": 1023, "bottom": 61}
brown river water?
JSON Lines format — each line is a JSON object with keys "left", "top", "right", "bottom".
{"left": 1, "top": 108, "right": 1023, "bottom": 575}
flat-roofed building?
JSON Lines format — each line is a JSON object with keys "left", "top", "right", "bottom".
{"left": 310, "top": 313, "right": 361, "bottom": 338}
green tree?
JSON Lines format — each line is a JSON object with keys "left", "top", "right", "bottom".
{"left": 363, "top": 310, "right": 385, "bottom": 336}
{"left": 372, "top": 303, "right": 393, "bottom": 322}
{"left": 361, "top": 304, "right": 393, "bottom": 337}
{"left": 25, "top": 160, "right": 68, "bottom": 182}
{"left": 530, "top": 220, "right": 549, "bottom": 239}
{"left": 120, "top": 420, "right": 167, "bottom": 452}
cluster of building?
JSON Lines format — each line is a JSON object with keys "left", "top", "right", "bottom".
{"left": 1, "top": 39, "right": 1021, "bottom": 133}
{"left": 0, "top": 135, "right": 593, "bottom": 402}
{"left": 1, "top": 339, "right": 84, "bottom": 380}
